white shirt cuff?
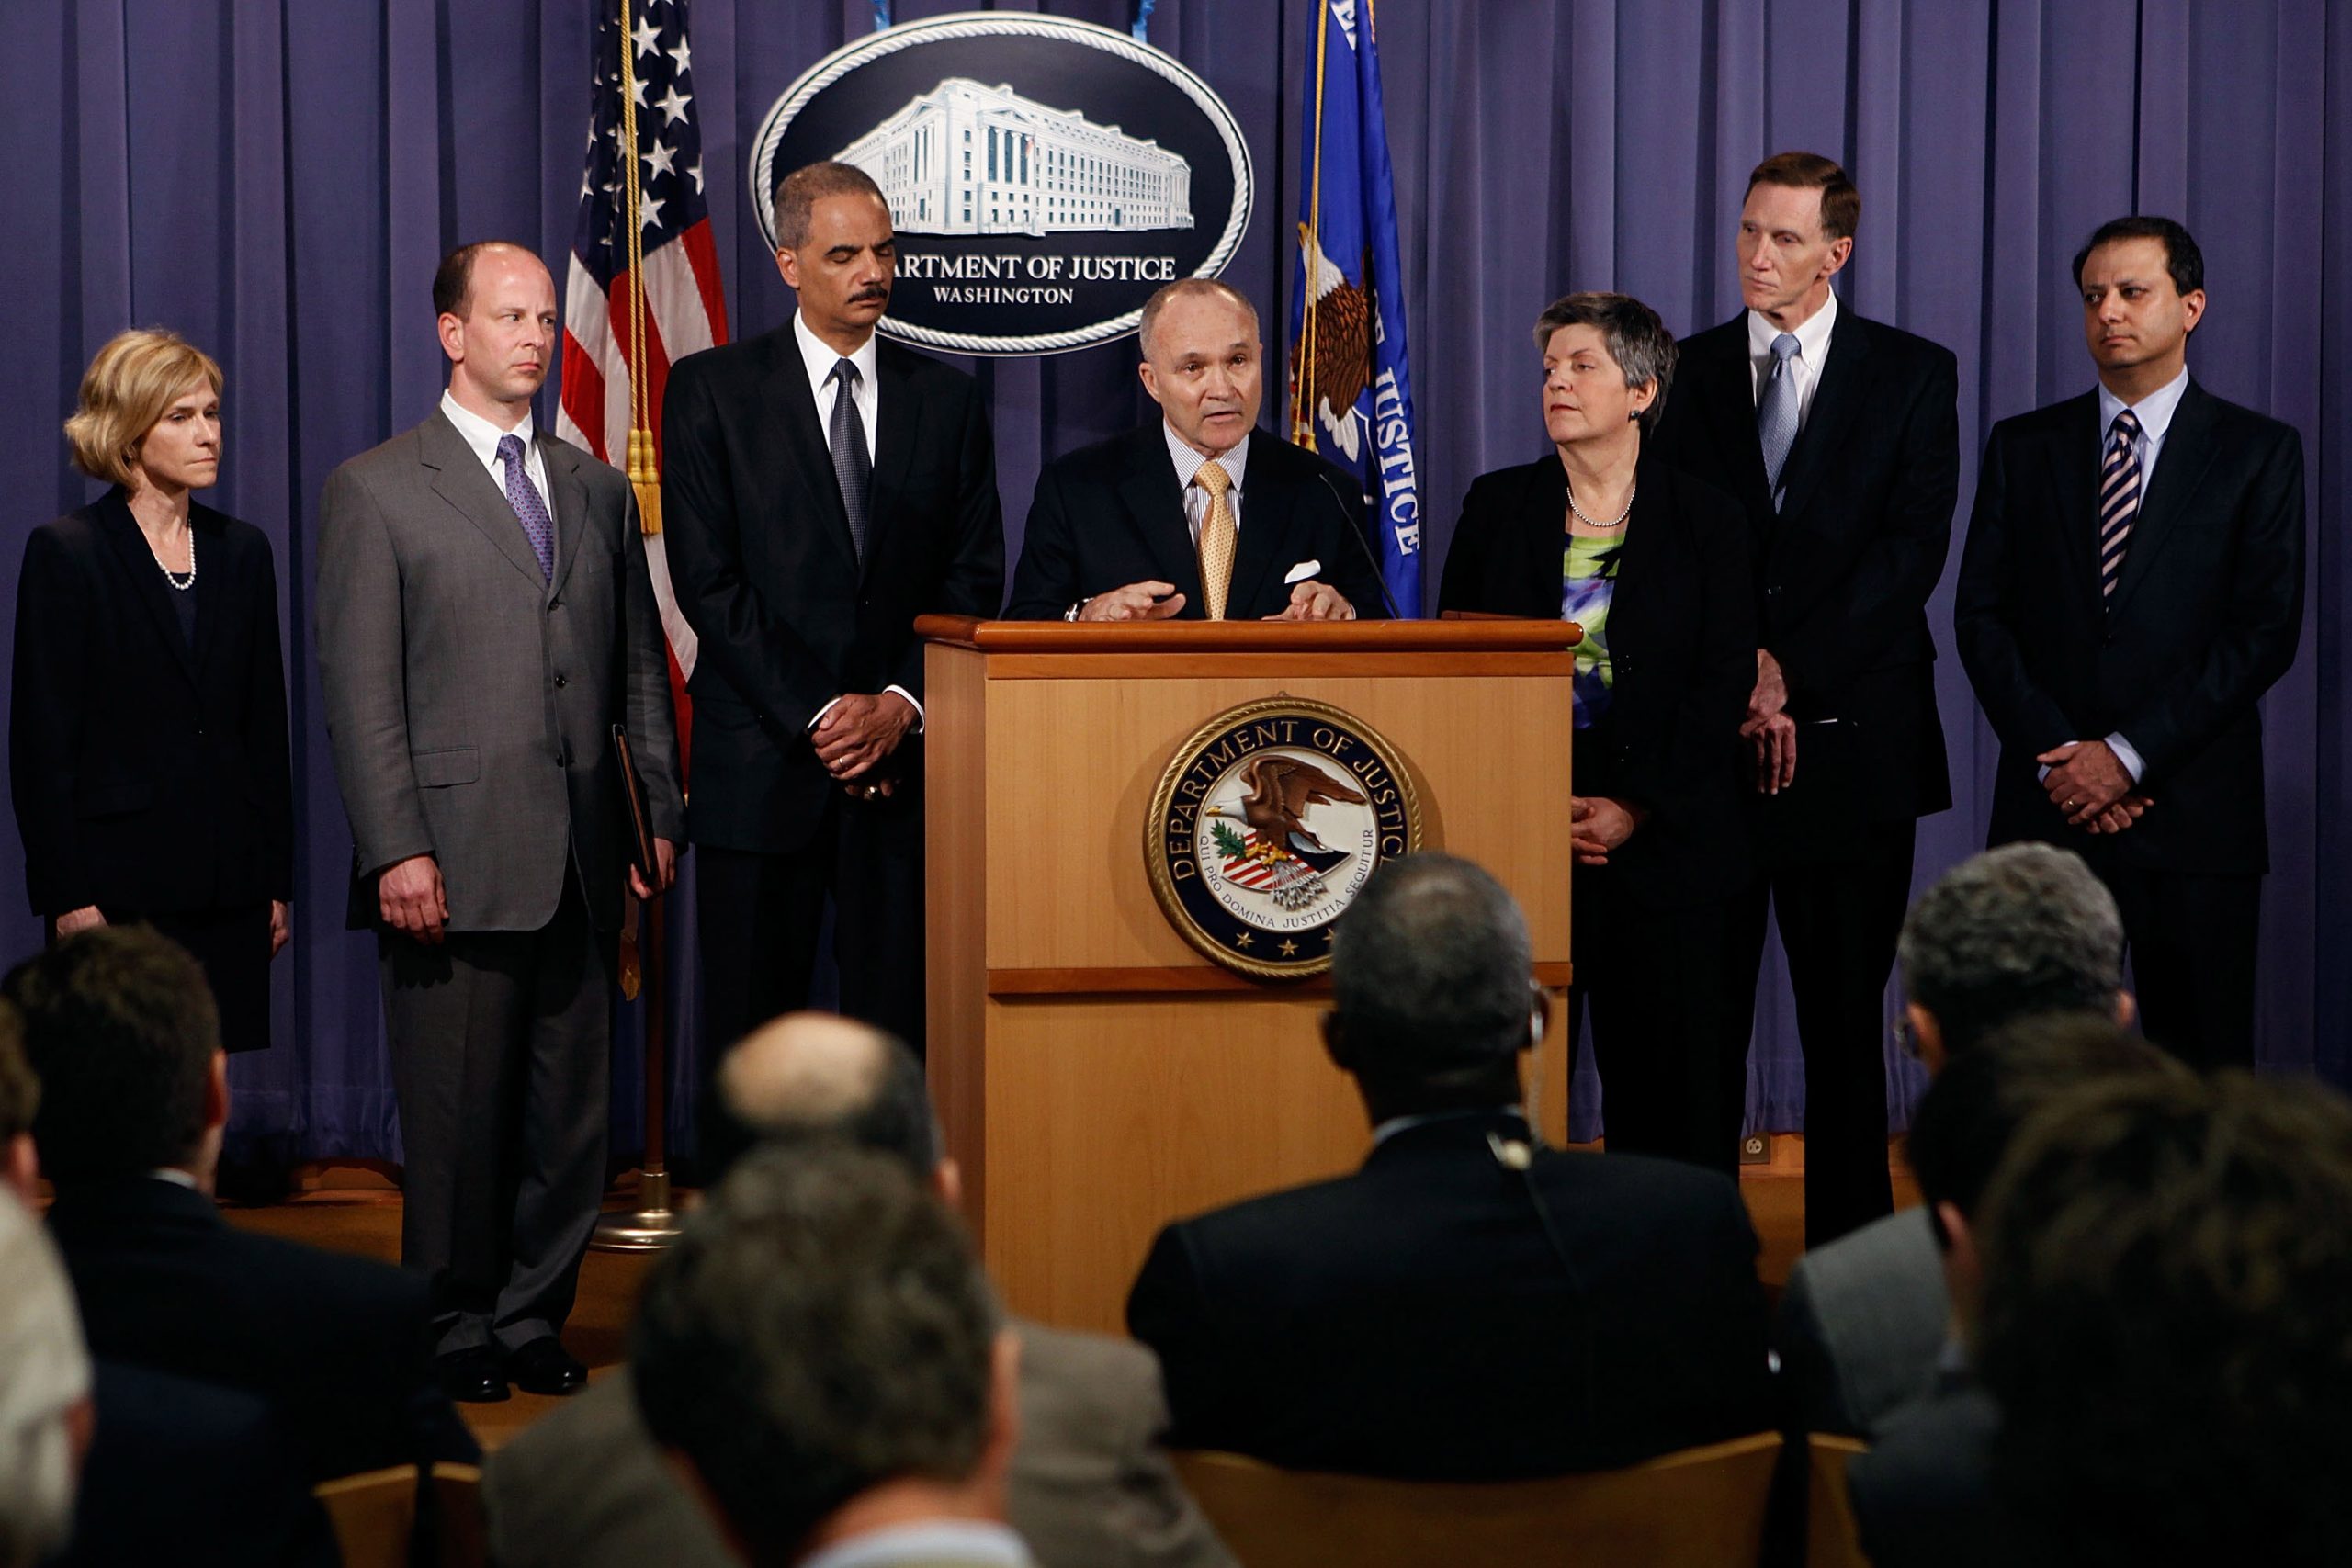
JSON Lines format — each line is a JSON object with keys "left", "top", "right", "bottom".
{"left": 807, "top": 689, "right": 925, "bottom": 736}
{"left": 885, "top": 685, "right": 924, "bottom": 735}
{"left": 2104, "top": 732, "right": 2144, "bottom": 784}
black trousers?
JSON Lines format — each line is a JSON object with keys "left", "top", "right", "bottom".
{"left": 1724, "top": 818, "right": 1916, "bottom": 1247}
{"left": 2082, "top": 858, "right": 2260, "bottom": 1072}
{"left": 380, "top": 872, "right": 610, "bottom": 1358}
{"left": 1569, "top": 864, "right": 1745, "bottom": 1178}
{"left": 695, "top": 784, "right": 925, "bottom": 1179}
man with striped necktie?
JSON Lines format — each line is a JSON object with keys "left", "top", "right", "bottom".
{"left": 1956, "top": 216, "right": 2305, "bottom": 1071}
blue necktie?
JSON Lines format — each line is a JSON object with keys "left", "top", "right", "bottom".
{"left": 1757, "top": 332, "right": 1802, "bottom": 509}
{"left": 496, "top": 434, "right": 555, "bottom": 582}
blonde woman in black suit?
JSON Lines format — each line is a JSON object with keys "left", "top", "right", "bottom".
{"left": 12, "top": 329, "right": 293, "bottom": 1055}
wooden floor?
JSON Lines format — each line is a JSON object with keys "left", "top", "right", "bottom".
{"left": 222, "top": 1136, "right": 1917, "bottom": 1452}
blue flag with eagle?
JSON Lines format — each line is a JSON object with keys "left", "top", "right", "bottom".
{"left": 1288, "top": 0, "right": 1422, "bottom": 616}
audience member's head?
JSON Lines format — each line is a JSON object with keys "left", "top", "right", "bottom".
{"left": 715, "top": 1011, "right": 947, "bottom": 1194}
{"left": 633, "top": 1145, "right": 1016, "bottom": 1567}
{"left": 1904, "top": 1013, "right": 2185, "bottom": 1317}
{"left": 1894, "top": 843, "right": 2129, "bottom": 1071}
{"left": 1, "top": 928, "right": 227, "bottom": 1192}
{"left": 1973, "top": 1070, "right": 2352, "bottom": 1567}
{"left": 0, "top": 1007, "right": 40, "bottom": 1204}
{"left": 0, "top": 1190, "right": 92, "bottom": 1567}
{"left": 1324, "top": 853, "right": 1538, "bottom": 1123}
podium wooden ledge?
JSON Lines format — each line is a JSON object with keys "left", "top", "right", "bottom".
{"left": 922, "top": 614, "right": 1579, "bottom": 1332}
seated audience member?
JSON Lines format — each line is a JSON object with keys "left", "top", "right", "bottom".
{"left": 1972, "top": 1068, "right": 2352, "bottom": 1568}
{"left": 0, "top": 1010, "right": 329, "bottom": 1567}
{"left": 1776, "top": 842, "right": 2132, "bottom": 1438}
{"left": 0, "top": 1189, "right": 87, "bottom": 1568}
{"left": 1843, "top": 1015, "right": 2183, "bottom": 1568}
{"left": 486, "top": 1012, "right": 1233, "bottom": 1568}
{"left": 1127, "top": 852, "right": 1772, "bottom": 1479}
{"left": 635, "top": 1144, "right": 1030, "bottom": 1568}
{"left": 6, "top": 927, "right": 476, "bottom": 1483}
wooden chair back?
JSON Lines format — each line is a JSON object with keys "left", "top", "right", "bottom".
{"left": 312, "top": 1461, "right": 486, "bottom": 1568}
{"left": 1173, "top": 1432, "right": 1783, "bottom": 1568}
{"left": 1805, "top": 1434, "right": 1871, "bottom": 1568}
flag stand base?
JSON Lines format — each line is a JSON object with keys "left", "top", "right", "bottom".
{"left": 591, "top": 1166, "right": 684, "bottom": 1252}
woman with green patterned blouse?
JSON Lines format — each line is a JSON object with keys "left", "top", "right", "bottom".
{"left": 1438, "top": 292, "right": 1758, "bottom": 1176}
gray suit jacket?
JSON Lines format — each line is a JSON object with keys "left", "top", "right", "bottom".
{"left": 316, "top": 412, "right": 684, "bottom": 933}
{"left": 1774, "top": 1209, "right": 1950, "bottom": 1438}
{"left": 482, "top": 1325, "right": 1235, "bottom": 1568}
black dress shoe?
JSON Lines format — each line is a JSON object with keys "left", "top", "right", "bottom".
{"left": 505, "top": 1337, "right": 588, "bottom": 1396}
{"left": 436, "top": 1347, "right": 510, "bottom": 1404}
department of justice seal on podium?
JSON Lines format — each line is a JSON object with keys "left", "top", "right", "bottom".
{"left": 1146, "top": 697, "right": 1423, "bottom": 980}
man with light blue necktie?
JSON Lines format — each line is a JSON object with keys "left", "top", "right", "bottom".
{"left": 1652, "top": 152, "right": 1961, "bottom": 1247}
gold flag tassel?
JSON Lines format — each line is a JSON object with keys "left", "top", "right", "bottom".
{"left": 1290, "top": 0, "right": 1335, "bottom": 449}
{"left": 617, "top": 0, "right": 662, "bottom": 537}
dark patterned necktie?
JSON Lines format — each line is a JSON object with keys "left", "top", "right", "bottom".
{"left": 496, "top": 434, "right": 554, "bottom": 582}
{"left": 829, "top": 358, "right": 872, "bottom": 565}
{"left": 2099, "top": 408, "right": 2143, "bottom": 600}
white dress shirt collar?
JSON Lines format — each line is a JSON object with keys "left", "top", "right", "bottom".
{"left": 1164, "top": 422, "right": 1249, "bottom": 498}
{"left": 798, "top": 1520, "right": 1031, "bottom": 1568}
{"left": 796, "top": 310, "right": 879, "bottom": 406}
{"left": 439, "top": 389, "right": 536, "bottom": 467}
{"left": 2097, "top": 365, "right": 2190, "bottom": 446}
{"left": 1747, "top": 286, "right": 1838, "bottom": 366}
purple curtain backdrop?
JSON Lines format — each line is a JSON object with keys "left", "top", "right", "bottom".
{"left": 0, "top": 0, "right": 2340, "bottom": 1165}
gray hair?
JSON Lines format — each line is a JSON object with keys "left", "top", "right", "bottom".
{"left": 0, "top": 1190, "right": 88, "bottom": 1568}
{"left": 772, "top": 161, "right": 888, "bottom": 252}
{"left": 1896, "top": 844, "right": 2126, "bottom": 1058}
{"left": 1532, "top": 291, "right": 1678, "bottom": 434}
{"left": 1332, "top": 853, "right": 1534, "bottom": 1067}
{"left": 718, "top": 1013, "right": 941, "bottom": 1179}
{"left": 1136, "top": 276, "right": 1258, "bottom": 363}
{"left": 632, "top": 1145, "right": 1000, "bottom": 1563}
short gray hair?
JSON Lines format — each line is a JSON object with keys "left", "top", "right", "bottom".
{"left": 1332, "top": 853, "right": 1533, "bottom": 1067}
{"left": 1897, "top": 844, "right": 2125, "bottom": 1058}
{"left": 1137, "top": 276, "right": 1258, "bottom": 363}
{"left": 1532, "top": 291, "right": 1678, "bottom": 434}
{"left": 632, "top": 1145, "right": 999, "bottom": 1562}
{"left": 772, "top": 160, "right": 888, "bottom": 252}
{"left": 0, "top": 1190, "right": 87, "bottom": 1568}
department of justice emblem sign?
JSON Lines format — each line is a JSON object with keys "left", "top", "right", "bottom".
{"left": 1146, "top": 697, "right": 1423, "bottom": 981}
{"left": 750, "top": 13, "right": 1254, "bottom": 356}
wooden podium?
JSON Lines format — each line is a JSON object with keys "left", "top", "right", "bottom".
{"left": 919, "top": 615, "right": 1579, "bottom": 1335}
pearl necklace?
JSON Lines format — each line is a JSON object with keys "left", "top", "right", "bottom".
{"left": 142, "top": 526, "right": 196, "bottom": 592}
{"left": 1566, "top": 479, "right": 1636, "bottom": 531}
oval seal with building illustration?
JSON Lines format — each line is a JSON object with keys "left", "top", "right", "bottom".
{"left": 749, "top": 13, "right": 1254, "bottom": 356}
{"left": 1146, "top": 697, "right": 1423, "bottom": 981}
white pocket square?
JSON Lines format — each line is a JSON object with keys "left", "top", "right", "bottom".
{"left": 1283, "top": 559, "right": 1323, "bottom": 586}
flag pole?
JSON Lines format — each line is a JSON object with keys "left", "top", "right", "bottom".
{"left": 1291, "top": 0, "right": 1334, "bottom": 447}
{"left": 595, "top": 0, "right": 681, "bottom": 1253}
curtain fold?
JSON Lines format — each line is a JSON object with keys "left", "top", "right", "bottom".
{"left": 0, "top": 0, "right": 2337, "bottom": 1161}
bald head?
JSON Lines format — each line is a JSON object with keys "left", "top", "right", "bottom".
{"left": 717, "top": 1013, "right": 940, "bottom": 1181}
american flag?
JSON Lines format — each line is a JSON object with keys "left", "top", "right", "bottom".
{"left": 556, "top": 0, "right": 729, "bottom": 767}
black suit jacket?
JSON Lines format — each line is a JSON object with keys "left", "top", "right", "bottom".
{"left": 46, "top": 1177, "right": 479, "bottom": 1484}
{"left": 10, "top": 489, "right": 294, "bottom": 917}
{"left": 55, "top": 1360, "right": 336, "bottom": 1568}
{"left": 1954, "top": 381, "right": 2304, "bottom": 875}
{"left": 1126, "top": 1111, "right": 1773, "bottom": 1480}
{"left": 1650, "top": 309, "right": 1959, "bottom": 857}
{"left": 1438, "top": 456, "right": 1755, "bottom": 908}
{"left": 1003, "top": 423, "right": 1387, "bottom": 621}
{"left": 662, "top": 326, "right": 1004, "bottom": 853}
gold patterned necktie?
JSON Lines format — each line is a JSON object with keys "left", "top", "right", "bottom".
{"left": 1194, "top": 459, "right": 1237, "bottom": 621}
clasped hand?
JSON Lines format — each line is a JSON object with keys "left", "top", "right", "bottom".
{"left": 2037, "top": 739, "right": 2154, "bottom": 835}
{"left": 1571, "top": 795, "right": 1645, "bottom": 866}
{"left": 814, "top": 691, "right": 917, "bottom": 788}
{"left": 1739, "top": 649, "right": 1797, "bottom": 793}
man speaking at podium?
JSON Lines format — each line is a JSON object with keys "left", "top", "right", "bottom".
{"left": 1004, "top": 278, "right": 1385, "bottom": 624}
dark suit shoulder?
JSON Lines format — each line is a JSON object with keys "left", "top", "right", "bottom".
{"left": 1039, "top": 423, "right": 1166, "bottom": 486}
{"left": 876, "top": 336, "right": 983, "bottom": 398}
{"left": 1990, "top": 391, "right": 2098, "bottom": 445}
{"left": 1847, "top": 310, "right": 1960, "bottom": 372}
{"left": 666, "top": 322, "right": 792, "bottom": 392}
{"left": 2184, "top": 380, "right": 2301, "bottom": 446}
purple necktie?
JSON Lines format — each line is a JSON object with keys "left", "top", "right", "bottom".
{"left": 497, "top": 433, "right": 555, "bottom": 582}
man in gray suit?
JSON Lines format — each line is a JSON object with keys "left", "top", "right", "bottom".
{"left": 316, "top": 241, "right": 684, "bottom": 1404}
{"left": 483, "top": 1012, "right": 1233, "bottom": 1568}
{"left": 1776, "top": 843, "right": 2134, "bottom": 1438}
